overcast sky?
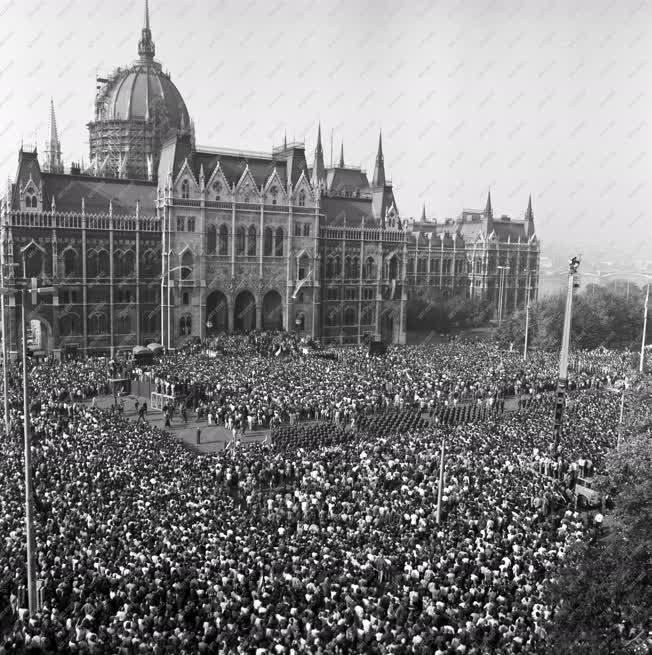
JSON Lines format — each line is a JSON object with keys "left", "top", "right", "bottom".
{"left": 0, "top": 0, "right": 650, "bottom": 265}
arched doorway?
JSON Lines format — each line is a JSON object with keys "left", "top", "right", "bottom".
{"left": 380, "top": 311, "right": 394, "bottom": 343}
{"left": 27, "top": 316, "right": 54, "bottom": 354}
{"left": 206, "top": 290, "right": 228, "bottom": 334}
{"left": 234, "top": 291, "right": 256, "bottom": 332}
{"left": 262, "top": 290, "right": 283, "bottom": 331}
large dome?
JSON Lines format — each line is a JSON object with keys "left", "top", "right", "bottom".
{"left": 87, "top": 2, "right": 192, "bottom": 180}
{"left": 100, "top": 60, "right": 189, "bottom": 130}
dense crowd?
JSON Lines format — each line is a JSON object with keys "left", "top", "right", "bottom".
{"left": 133, "top": 336, "right": 633, "bottom": 432}
{"left": 0, "top": 342, "right": 642, "bottom": 654}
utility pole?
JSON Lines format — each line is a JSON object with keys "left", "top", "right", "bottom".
{"left": 0, "top": 276, "right": 55, "bottom": 614}
{"left": 552, "top": 256, "right": 580, "bottom": 456}
{"left": 523, "top": 273, "right": 531, "bottom": 362}
{"left": 0, "top": 227, "right": 9, "bottom": 433}
{"left": 640, "top": 281, "right": 649, "bottom": 374}
{"left": 436, "top": 437, "right": 445, "bottom": 524}
{"left": 497, "top": 265, "right": 509, "bottom": 327}
{"left": 20, "top": 288, "right": 37, "bottom": 614}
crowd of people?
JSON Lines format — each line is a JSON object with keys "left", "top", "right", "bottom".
{"left": 130, "top": 335, "right": 633, "bottom": 434}
{"left": 0, "top": 339, "right": 643, "bottom": 654}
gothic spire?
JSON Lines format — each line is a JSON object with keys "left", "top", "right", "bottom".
{"left": 484, "top": 189, "right": 494, "bottom": 235}
{"left": 524, "top": 194, "right": 535, "bottom": 238}
{"left": 43, "top": 97, "right": 63, "bottom": 173}
{"left": 338, "top": 142, "right": 344, "bottom": 168}
{"left": 421, "top": 203, "right": 426, "bottom": 221}
{"left": 138, "top": 0, "right": 155, "bottom": 60}
{"left": 312, "top": 123, "right": 326, "bottom": 187}
{"left": 372, "top": 131, "right": 385, "bottom": 187}
{"left": 525, "top": 194, "right": 533, "bottom": 221}
{"left": 484, "top": 190, "right": 493, "bottom": 220}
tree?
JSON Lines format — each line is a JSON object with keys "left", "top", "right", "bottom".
{"left": 495, "top": 285, "right": 646, "bottom": 352}
{"left": 545, "top": 428, "right": 652, "bottom": 654}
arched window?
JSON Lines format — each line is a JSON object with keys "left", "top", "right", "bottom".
{"left": 87, "top": 251, "right": 98, "bottom": 278}
{"left": 418, "top": 258, "right": 427, "bottom": 274}
{"left": 344, "top": 307, "right": 356, "bottom": 325}
{"left": 388, "top": 256, "right": 399, "bottom": 280}
{"left": 59, "top": 314, "right": 77, "bottom": 336}
{"left": 345, "top": 257, "right": 352, "bottom": 279}
{"left": 24, "top": 247, "right": 43, "bottom": 278}
{"left": 122, "top": 251, "right": 135, "bottom": 277}
{"left": 303, "top": 223, "right": 310, "bottom": 237}
{"left": 298, "top": 254, "right": 310, "bottom": 280}
{"left": 181, "top": 251, "right": 193, "bottom": 279}
{"left": 142, "top": 250, "right": 157, "bottom": 276}
{"left": 274, "top": 227, "right": 284, "bottom": 256}
{"left": 243, "top": 195, "right": 250, "bottom": 204}
{"left": 408, "top": 258, "right": 416, "bottom": 275}
{"left": 264, "top": 227, "right": 273, "bottom": 256}
{"left": 182, "top": 292, "right": 190, "bottom": 305}
{"left": 334, "top": 256, "right": 341, "bottom": 279}
{"left": 98, "top": 250, "right": 109, "bottom": 276}
{"left": 351, "top": 257, "right": 360, "bottom": 279}
{"left": 247, "top": 225, "right": 256, "bottom": 256}
{"left": 270, "top": 186, "right": 278, "bottom": 205}
{"left": 365, "top": 257, "right": 376, "bottom": 279}
{"left": 236, "top": 226, "right": 246, "bottom": 256}
{"left": 219, "top": 225, "right": 228, "bottom": 255}
{"left": 181, "top": 179, "right": 190, "bottom": 199}
{"left": 90, "top": 313, "right": 107, "bottom": 335}
{"left": 63, "top": 249, "right": 77, "bottom": 276}
{"left": 119, "top": 314, "right": 131, "bottom": 334}
{"left": 213, "top": 182, "right": 222, "bottom": 201}
{"left": 298, "top": 190, "right": 306, "bottom": 207}
{"left": 207, "top": 225, "right": 217, "bottom": 254}
{"left": 179, "top": 314, "right": 192, "bottom": 336}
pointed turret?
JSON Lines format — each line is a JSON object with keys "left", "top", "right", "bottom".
{"left": 484, "top": 190, "right": 494, "bottom": 234}
{"left": 312, "top": 123, "right": 326, "bottom": 188}
{"left": 421, "top": 203, "right": 426, "bottom": 221}
{"left": 338, "top": 142, "right": 344, "bottom": 168}
{"left": 283, "top": 132, "right": 287, "bottom": 150}
{"left": 484, "top": 190, "right": 493, "bottom": 219}
{"left": 43, "top": 98, "right": 63, "bottom": 173}
{"left": 372, "top": 131, "right": 385, "bottom": 187}
{"left": 524, "top": 194, "right": 535, "bottom": 238}
{"left": 138, "top": 0, "right": 156, "bottom": 60}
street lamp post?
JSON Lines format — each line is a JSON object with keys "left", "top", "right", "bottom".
{"left": 0, "top": 253, "right": 10, "bottom": 434}
{"left": 436, "top": 437, "right": 445, "bottom": 524}
{"left": 0, "top": 277, "right": 55, "bottom": 614}
{"left": 160, "top": 265, "right": 192, "bottom": 353}
{"left": 523, "top": 273, "right": 531, "bottom": 362}
{"left": 640, "top": 281, "right": 649, "bottom": 374}
{"left": 497, "top": 265, "right": 510, "bottom": 327}
{"left": 552, "top": 256, "right": 580, "bottom": 456}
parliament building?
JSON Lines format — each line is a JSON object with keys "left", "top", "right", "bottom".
{"left": 0, "top": 4, "right": 539, "bottom": 358}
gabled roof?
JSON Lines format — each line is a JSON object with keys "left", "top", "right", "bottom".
{"left": 11, "top": 149, "right": 42, "bottom": 209}
{"left": 40, "top": 173, "right": 156, "bottom": 214}
{"left": 493, "top": 220, "right": 528, "bottom": 242}
{"left": 324, "top": 167, "right": 370, "bottom": 194}
{"left": 320, "top": 196, "right": 380, "bottom": 228}
{"left": 159, "top": 136, "right": 310, "bottom": 192}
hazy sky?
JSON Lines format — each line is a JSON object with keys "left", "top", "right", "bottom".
{"left": 0, "top": 0, "right": 650, "bottom": 263}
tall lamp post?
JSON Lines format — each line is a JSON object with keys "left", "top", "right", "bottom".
{"left": 552, "top": 256, "right": 581, "bottom": 456}
{"left": 523, "top": 273, "right": 531, "bottom": 362}
{"left": 496, "top": 265, "right": 510, "bottom": 327}
{"left": 640, "top": 280, "right": 649, "bottom": 373}
{"left": 0, "top": 276, "right": 55, "bottom": 614}
{"left": 160, "top": 265, "right": 192, "bottom": 352}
